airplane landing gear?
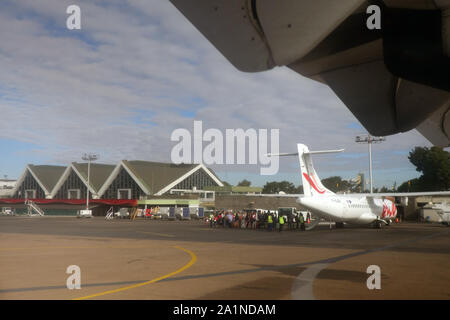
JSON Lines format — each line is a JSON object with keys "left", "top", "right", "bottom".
{"left": 374, "top": 221, "right": 382, "bottom": 229}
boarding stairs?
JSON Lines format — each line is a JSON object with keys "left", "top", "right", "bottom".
{"left": 305, "top": 215, "right": 320, "bottom": 231}
{"left": 25, "top": 200, "right": 45, "bottom": 216}
{"left": 130, "top": 207, "right": 139, "bottom": 220}
{"left": 105, "top": 206, "right": 114, "bottom": 220}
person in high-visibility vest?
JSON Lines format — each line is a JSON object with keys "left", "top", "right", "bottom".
{"left": 267, "top": 213, "right": 273, "bottom": 232}
{"left": 279, "top": 215, "right": 285, "bottom": 232}
{"left": 209, "top": 213, "right": 214, "bottom": 228}
{"left": 299, "top": 213, "right": 305, "bottom": 231}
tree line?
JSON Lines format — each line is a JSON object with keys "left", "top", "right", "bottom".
{"left": 225, "top": 146, "right": 449, "bottom": 194}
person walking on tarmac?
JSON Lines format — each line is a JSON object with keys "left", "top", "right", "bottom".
{"left": 279, "top": 215, "right": 285, "bottom": 232}
{"left": 299, "top": 212, "right": 306, "bottom": 231}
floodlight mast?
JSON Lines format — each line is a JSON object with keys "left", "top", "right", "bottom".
{"left": 81, "top": 153, "right": 98, "bottom": 210}
{"left": 355, "top": 134, "right": 385, "bottom": 194}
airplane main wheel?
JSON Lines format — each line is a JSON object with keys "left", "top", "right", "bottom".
{"left": 374, "top": 221, "right": 382, "bottom": 229}
{"left": 335, "top": 222, "right": 344, "bottom": 228}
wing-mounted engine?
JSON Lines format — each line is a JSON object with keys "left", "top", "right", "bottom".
{"left": 169, "top": 0, "right": 450, "bottom": 146}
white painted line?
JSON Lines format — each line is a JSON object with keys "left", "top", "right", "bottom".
{"left": 290, "top": 263, "right": 329, "bottom": 300}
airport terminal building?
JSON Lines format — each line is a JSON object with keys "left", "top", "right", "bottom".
{"left": 1, "top": 160, "right": 223, "bottom": 214}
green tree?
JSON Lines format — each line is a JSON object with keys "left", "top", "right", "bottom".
{"left": 321, "top": 176, "right": 352, "bottom": 193}
{"left": 294, "top": 185, "right": 304, "bottom": 194}
{"left": 262, "top": 181, "right": 299, "bottom": 194}
{"left": 397, "top": 178, "right": 421, "bottom": 192}
{"left": 237, "top": 179, "right": 251, "bottom": 187}
{"left": 407, "top": 147, "right": 450, "bottom": 191}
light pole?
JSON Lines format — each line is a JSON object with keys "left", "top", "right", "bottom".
{"left": 355, "top": 134, "right": 385, "bottom": 194}
{"left": 81, "top": 153, "right": 98, "bottom": 210}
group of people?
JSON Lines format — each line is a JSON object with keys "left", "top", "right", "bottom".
{"left": 207, "top": 210, "right": 311, "bottom": 232}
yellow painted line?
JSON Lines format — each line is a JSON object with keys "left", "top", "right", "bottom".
{"left": 137, "top": 231, "right": 175, "bottom": 238}
{"left": 73, "top": 246, "right": 197, "bottom": 300}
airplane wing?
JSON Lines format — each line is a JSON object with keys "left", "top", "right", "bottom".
{"left": 364, "top": 191, "right": 450, "bottom": 197}
{"left": 250, "top": 193, "right": 303, "bottom": 198}
{"left": 169, "top": 0, "right": 450, "bottom": 146}
{"left": 253, "top": 191, "right": 450, "bottom": 198}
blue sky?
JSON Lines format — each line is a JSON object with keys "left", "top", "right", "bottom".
{"left": 0, "top": 0, "right": 435, "bottom": 188}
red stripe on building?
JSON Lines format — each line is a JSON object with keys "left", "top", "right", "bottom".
{"left": 0, "top": 199, "right": 138, "bottom": 206}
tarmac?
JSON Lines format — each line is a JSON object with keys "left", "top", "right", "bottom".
{"left": 0, "top": 216, "right": 449, "bottom": 300}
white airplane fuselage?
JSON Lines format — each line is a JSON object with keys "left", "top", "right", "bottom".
{"left": 298, "top": 196, "right": 397, "bottom": 225}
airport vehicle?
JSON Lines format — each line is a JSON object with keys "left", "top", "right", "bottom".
{"left": 115, "top": 208, "right": 129, "bottom": 219}
{"left": 430, "top": 202, "right": 450, "bottom": 225}
{"left": 169, "top": 1, "right": 450, "bottom": 146}
{"left": 77, "top": 209, "right": 93, "bottom": 218}
{"left": 0, "top": 207, "right": 15, "bottom": 215}
{"left": 277, "top": 207, "right": 318, "bottom": 228}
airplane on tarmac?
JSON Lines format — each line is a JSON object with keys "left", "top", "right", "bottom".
{"left": 268, "top": 143, "right": 450, "bottom": 229}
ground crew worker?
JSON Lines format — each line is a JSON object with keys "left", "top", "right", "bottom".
{"left": 209, "top": 213, "right": 214, "bottom": 228}
{"left": 299, "top": 213, "right": 305, "bottom": 231}
{"left": 279, "top": 215, "right": 285, "bottom": 232}
{"left": 245, "top": 213, "right": 250, "bottom": 229}
{"left": 288, "top": 213, "right": 293, "bottom": 230}
{"left": 268, "top": 213, "right": 273, "bottom": 232}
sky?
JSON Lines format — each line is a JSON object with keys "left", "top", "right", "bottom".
{"left": 0, "top": 0, "right": 435, "bottom": 189}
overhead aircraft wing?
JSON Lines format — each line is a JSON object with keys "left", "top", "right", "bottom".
{"left": 169, "top": 0, "right": 450, "bottom": 146}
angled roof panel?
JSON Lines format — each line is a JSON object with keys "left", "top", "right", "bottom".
{"left": 28, "top": 165, "right": 66, "bottom": 194}
{"left": 122, "top": 161, "right": 198, "bottom": 195}
{"left": 71, "top": 163, "right": 116, "bottom": 193}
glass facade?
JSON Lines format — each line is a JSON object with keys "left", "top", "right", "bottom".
{"left": 55, "top": 170, "right": 89, "bottom": 199}
{"left": 13, "top": 171, "right": 46, "bottom": 199}
{"left": 102, "top": 168, "right": 145, "bottom": 199}
{"left": 172, "top": 169, "right": 219, "bottom": 191}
